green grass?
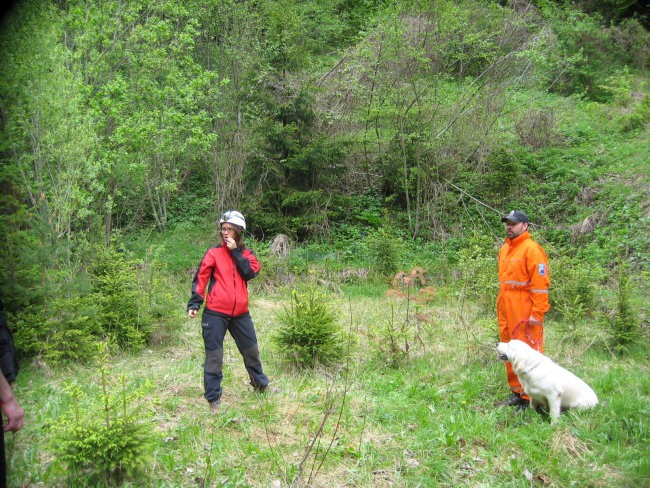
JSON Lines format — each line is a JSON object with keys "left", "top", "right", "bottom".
{"left": 6, "top": 288, "right": 649, "bottom": 487}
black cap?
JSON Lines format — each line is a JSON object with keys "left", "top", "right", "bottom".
{"left": 501, "top": 210, "right": 529, "bottom": 223}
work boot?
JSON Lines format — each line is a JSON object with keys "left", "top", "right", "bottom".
{"left": 515, "top": 401, "right": 529, "bottom": 413}
{"left": 495, "top": 393, "right": 526, "bottom": 407}
{"left": 209, "top": 399, "right": 221, "bottom": 412}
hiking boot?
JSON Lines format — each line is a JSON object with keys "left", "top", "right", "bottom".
{"left": 495, "top": 393, "right": 526, "bottom": 407}
{"left": 209, "top": 399, "right": 221, "bottom": 412}
{"left": 253, "top": 382, "right": 279, "bottom": 394}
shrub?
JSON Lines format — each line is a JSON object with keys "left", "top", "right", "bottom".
{"left": 13, "top": 245, "right": 153, "bottom": 362}
{"left": 544, "top": 6, "right": 627, "bottom": 101}
{"left": 13, "top": 296, "right": 101, "bottom": 363}
{"left": 619, "top": 94, "right": 650, "bottom": 133}
{"left": 455, "top": 233, "right": 499, "bottom": 316}
{"left": 367, "top": 227, "right": 401, "bottom": 277}
{"left": 606, "top": 263, "right": 640, "bottom": 355}
{"left": 610, "top": 17, "right": 650, "bottom": 69}
{"left": 272, "top": 286, "right": 346, "bottom": 367}
{"left": 92, "top": 247, "right": 152, "bottom": 350}
{"left": 550, "top": 257, "right": 599, "bottom": 325}
{"left": 514, "top": 110, "right": 557, "bottom": 151}
{"left": 51, "top": 343, "right": 155, "bottom": 483}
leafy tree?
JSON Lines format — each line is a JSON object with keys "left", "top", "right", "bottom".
{"left": 0, "top": 0, "right": 101, "bottom": 310}
{"left": 63, "top": 0, "right": 218, "bottom": 232}
{"left": 320, "top": 0, "right": 551, "bottom": 237}
{"left": 539, "top": 3, "right": 642, "bottom": 101}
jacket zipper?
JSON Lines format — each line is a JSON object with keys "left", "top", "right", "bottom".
{"left": 230, "top": 258, "right": 237, "bottom": 316}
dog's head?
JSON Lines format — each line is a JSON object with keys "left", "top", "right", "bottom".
{"left": 496, "top": 342, "right": 509, "bottom": 361}
{"left": 496, "top": 340, "right": 532, "bottom": 362}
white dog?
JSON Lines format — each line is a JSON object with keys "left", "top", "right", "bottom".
{"left": 497, "top": 340, "right": 598, "bottom": 420}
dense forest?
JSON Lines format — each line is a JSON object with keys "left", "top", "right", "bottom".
{"left": 1, "top": 0, "right": 649, "bottom": 349}
{"left": 1, "top": 0, "right": 648, "bottom": 355}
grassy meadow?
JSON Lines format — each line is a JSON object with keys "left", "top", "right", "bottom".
{"left": 2, "top": 1, "right": 649, "bottom": 486}
{"left": 7, "top": 279, "right": 649, "bottom": 487}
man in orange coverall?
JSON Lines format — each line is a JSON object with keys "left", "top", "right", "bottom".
{"left": 495, "top": 210, "right": 550, "bottom": 411}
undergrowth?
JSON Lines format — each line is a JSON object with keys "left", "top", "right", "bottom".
{"left": 7, "top": 279, "right": 649, "bottom": 487}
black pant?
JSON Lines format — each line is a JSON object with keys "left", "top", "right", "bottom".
{"left": 201, "top": 312, "right": 269, "bottom": 402}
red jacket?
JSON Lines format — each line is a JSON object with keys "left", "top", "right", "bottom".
{"left": 188, "top": 245, "right": 260, "bottom": 317}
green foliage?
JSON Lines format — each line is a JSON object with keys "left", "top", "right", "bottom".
{"left": 51, "top": 343, "right": 155, "bottom": 483}
{"left": 13, "top": 297, "right": 101, "bottom": 363}
{"left": 598, "top": 67, "right": 635, "bottom": 106}
{"left": 53, "top": 418, "right": 154, "bottom": 483}
{"left": 367, "top": 226, "right": 401, "bottom": 277}
{"left": 455, "top": 232, "right": 499, "bottom": 316}
{"left": 550, "top": 257, "right": 600, "bottom": 325}
{"left": 0, "top": 218, "right": 46, "bottom": 312}
{"left": 428, "top": 0, "right": 517, "bottom": 78}
{"left": 273, "top": 286, "right": 347, "bottom": 367}
{"left": 6, "top": 282, "right": 650, "bottom": 486}
{"left": 618, "top": 94, "right": 650, "bottom": 133}
{"left": 2, "top": 0, "right": 647, "bottom": 255}
{"left": 480, "top": 147, "right": 523, "bottom": 204}
{"left": 574, "top": 189, "right": 649, "bottom": 271}
{"left": 126, "top": 222, "right": 213, "bottom": 273}
{"left": 328, "top": 192, "right": 385, "bottom": 242}
{"left": 612, "top": 17, "right": 650, "bottom": 70}
{"left": 576, "top": 0, "right": 644, "bottom": 24}
{"left": 606, "top": 263, "right": 640, "bottom": 354}
{"left": 541, "top": 4, "right": 638, "bottom": 101}
{"left": 0, "top": 0, "right": 648, "bottom": 399}
{"left": 0, "top": 0, "right": 101, "bottom": 282}
{"left": 92, "top": 247, "right": 152, "bottom": 350}
{"left": 371, "top": 303, "right": 410, "bottom": 368}
{"left": 74, "top": 1, "right": 217, "bottom": 232}
{"left": 12, "top": 244, "right": 153, "bottom": 362}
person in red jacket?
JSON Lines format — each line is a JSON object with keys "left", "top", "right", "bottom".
{"left": 495, "top": 210, "right": 550, "bottom": 411}
{"left": 187, "top": 211, "right": 270, "bottom": 411}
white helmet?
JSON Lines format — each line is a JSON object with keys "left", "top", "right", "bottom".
{"left": 219, "top": 210, "right": 246, "bottom": 230}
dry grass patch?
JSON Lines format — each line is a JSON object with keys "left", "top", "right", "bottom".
{"left": 550, "top": 428, "right": 592, "bottom": 462}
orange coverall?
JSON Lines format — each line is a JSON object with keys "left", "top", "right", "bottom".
{"left": 497, "top": 230, "right": 550, "bottom": 399}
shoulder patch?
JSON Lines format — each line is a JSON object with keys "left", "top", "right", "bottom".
{"left": 538, "top": 263, "right": 547, "bottom": 276}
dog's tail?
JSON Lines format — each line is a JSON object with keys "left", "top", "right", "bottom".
{"left": 573, "top": 385, "right": 599, "bottom": 409}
